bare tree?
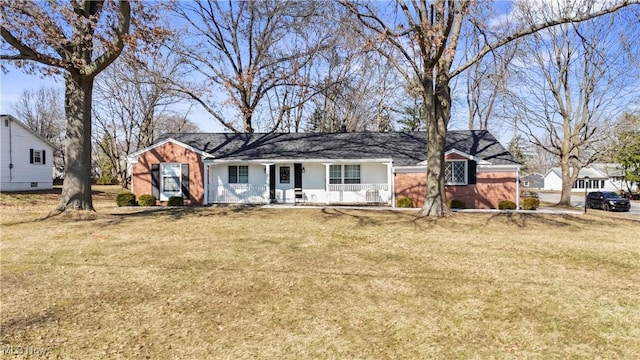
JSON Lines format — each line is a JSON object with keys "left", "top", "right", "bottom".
{"left": 93, "top": 47, "right": 196, "bottom": 187}
{"left": 308, "top": 48, "right": 404, "bottom": 132}
{"left": 507, "top": 2, "right": 639, "bottom": 205}
{"left": 173, "top": 0, "right": 333, "bottom": 133}
{"left": 341, "top": 0, "right": 637, "bottom": 216}
{"left": 10, "top": 87, "right": 66, "bottom": 176}
{"left": 1, "top": 0, "right": 166, "bottom": 213}
{"left": 463, "top": 10, "right": 517, "bottom": 131}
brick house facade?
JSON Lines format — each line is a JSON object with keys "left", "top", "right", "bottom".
{"left": 131, "top": 141, "right": 206, "bottom": 205}
{"left": 128, "top": 131, "right": 520, "bottom": 208}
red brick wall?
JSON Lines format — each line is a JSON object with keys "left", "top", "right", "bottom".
{"left": 132, "top": 142, "right": 205, "bottom": 205}
{"left": 394, "top": 170, "right": 517, "bottom": 209}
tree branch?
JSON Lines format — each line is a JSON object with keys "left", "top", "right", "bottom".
{"left": 450, "top": 0, "right": 638, "bottom": 78}
{"left": 1, "top": 26, "right": 65, "bottom": 68}
{"left": 86, "top": 0, "right": 131, "bottom": 76}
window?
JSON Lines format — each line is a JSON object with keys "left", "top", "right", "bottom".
{"left": 30, "top": 149, "right": 46, "bottom": 165}
{"left": 33, "top": 151, "right": 42, "bottom": 164}
{"left": 279, "top": 166, "right": 290, "bottom": 183}
{"left": 229, "top": 165, "right": 249, "bottom": 184}
{"left": 344, "top": 165, "right": 361, "bottom": 184}
{"left": 329, "top": 164, "right": 361, "bottom": 184}
{"left": 329, "top": 165, "right": 342, "bottom": 184}
{"left": 445, "top": 160, "right": 467, "bottom": 185}
{"left": 162, "top": 164, "right": 181, "bottom": 192}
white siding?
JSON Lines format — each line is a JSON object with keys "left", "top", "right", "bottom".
{"left": 0, "top": 117, "right": 53, "bottom": 191}
{"left": 206, "top": 161, "right": 391, "bottom": 205}
{"left": 543, "top": 171, "right": 563, "bottom": 191}
{"left": 361, "top": 163, "right": 387, "bottom": 184}
{"left": 209, "top": 163, "right": 268, "bottom": 203}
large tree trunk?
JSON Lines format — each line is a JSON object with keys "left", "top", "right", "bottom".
{"left": 421, "top": 80, "right": 452, "bottom": 217}
{"left": 559, "top": 161, "right": 580, "bottom": 207}
{"left": 53, "top": 72, "right": 95, "bottom": 213}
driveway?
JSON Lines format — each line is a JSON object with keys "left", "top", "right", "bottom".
{"left": 537, "top": 192, "right": 640, "bottom": 216}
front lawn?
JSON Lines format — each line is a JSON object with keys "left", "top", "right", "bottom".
{"left": 1, "top": 189, "right": 639, "bottom": 358}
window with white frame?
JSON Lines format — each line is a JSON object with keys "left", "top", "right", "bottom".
{"left": 30, "top": 149, "right": 45, "bottom": 165}
{"left": 229, "top": 165, "right": 249, "bottom": 184}
{"left": 161, "top": 163, "right": 181, "bottom": 193}
{"left": 344, "top": 165, "right": 361, "bottom": 184}
{"left": 329, "top": 164, "right": 361, "bottom": 184}
{"left": 329, "top": 165, "right": 342, "bottom": 184}
{"left": 444, "top": 160, "right": 467, "bottom": 185}
{"left": 33, "top": 150, "right": 43, "bottom": 164}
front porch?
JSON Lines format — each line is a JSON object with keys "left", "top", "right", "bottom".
{"left": 209, "top": 183, "right": 391, "bottom": 205}
{"left": 205, "top": 160, "right": 393, "bottom": 205}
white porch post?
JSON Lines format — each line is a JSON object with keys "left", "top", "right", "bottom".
{"left": 324, "top": 163, "right": 331, "bottom": 204}
{"left": 263, "top": 163, "right": 272, "bottom": 203}
{"left": 387, "top": 161, "right": 394, "bottom": 207}
{"left": 516, "top": 167, "right": 520, "bottom": 210}
{"left": 204, "top": 164, "right": 209, "bottom": 205}
{"left": 203, "top": 160, "right": 214, "bottom": 205}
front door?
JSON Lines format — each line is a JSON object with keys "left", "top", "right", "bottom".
{"left": 294, "top": 163, "right": 303, "bottom": 202}
{"left": 294, "top": 163, "right": 302, "bottom": 189}
{"left": 269, "top": 164, "right": 276, "bottom": 202}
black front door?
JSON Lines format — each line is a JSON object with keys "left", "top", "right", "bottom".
{"left": 269, "top": 164, "right": 276, "bottom": 202}
{"left": 294, "top": 163, "right": 302, "bottom": 189}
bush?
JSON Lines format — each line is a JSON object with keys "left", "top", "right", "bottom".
{"left": 138, "top": 194, "right": 156, "bottom": 207}
{"left": 96, "top": 174, "right": 117, "bottom": 185}
{"left": 522, "top": 197, "right": 540, "bottom": 210}
{"left": 447, "top": 199, "right": 466, "bottom": 209}
{"left": 167, "top": 196, "right": 184, "bottom": 206}
{"left": 116, "top": 192, "right": 136, "bottom": 207}
{"left": 498, "top": 200, "right": 517, "bottom": 210}
{"left": 396, "top": 197, "right": 414, "bottom": 208}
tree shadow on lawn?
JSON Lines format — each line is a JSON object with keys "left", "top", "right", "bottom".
{"left": 483, "top": 211, "right": 636, "bottom": 229}
{"left": 112, "top": 204, "right": 265, "bottom": 221}
{"left": 1, "top": 307, "right": 64, "bottom": 339}
{"left": 319, "top": 207, "right": 445, "bottom": 230}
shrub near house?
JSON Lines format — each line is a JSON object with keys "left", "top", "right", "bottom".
{"left": 137, "top": 194, "right": 156, "bottom": 206}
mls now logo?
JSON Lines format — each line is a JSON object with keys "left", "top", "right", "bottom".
{"left": 2, "top": 345, "right": 49, "bottom": 356}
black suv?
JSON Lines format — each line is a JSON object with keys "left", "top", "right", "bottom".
{"left": 586, "top": 191, "right": 631, "bottom": 212}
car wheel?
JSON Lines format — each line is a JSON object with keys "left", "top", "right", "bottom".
{"left": 603, "top": 203, "right": 610, "bottom": 211}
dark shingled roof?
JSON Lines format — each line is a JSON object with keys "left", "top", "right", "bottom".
{"left": 156, "top": 130, "right": 520, "bottom": 167}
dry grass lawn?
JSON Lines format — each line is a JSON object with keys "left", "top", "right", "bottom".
{"left": 1, "top": 186, "right": 639, "bottom": 358}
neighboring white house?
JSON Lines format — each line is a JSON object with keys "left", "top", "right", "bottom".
{"left": 1, "top": 114, "right": 54, "bottom": 192}
{"left": 543, "top": 163, "right": 636, "bottom": 192}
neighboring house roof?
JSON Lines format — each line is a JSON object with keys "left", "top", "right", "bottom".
{"left": 590, "top": 163, "right": 624, "bottom": 178}
{"left": 522, "top": 173, "right": 544, "bottom": 179}
{"left": 144, "top": 130, "right": 519, "bottom": 167}
{"left": 544, "top": 165, "right": 613, "bottom": 180}
{"left": 544, "top": 168, "right": 560, "bottom": 179}
{"left": 1, "top": 114, "right": 55, "bottom": 149}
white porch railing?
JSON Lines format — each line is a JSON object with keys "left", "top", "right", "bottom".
{"left": 327, "top": 183, "right": 390, "bottom": 203}
{"left": 212, "top": 184, "right": 268, "bottom": 204}
{"left": 209, "top": 183, "right": 391, "bottom": 204}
